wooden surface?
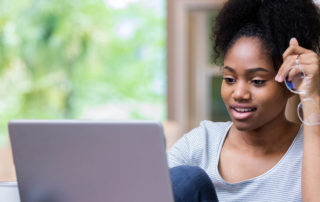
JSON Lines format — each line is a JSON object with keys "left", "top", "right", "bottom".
{"left": 0, "top": 145, "right": 16, "bottom": 182}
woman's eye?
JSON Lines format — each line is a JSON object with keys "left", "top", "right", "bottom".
{"left": 223, "top": 77, "right": 236, "bottom": 84}
{"left": 252, "top": 80, "right": 266, "bottom": 86}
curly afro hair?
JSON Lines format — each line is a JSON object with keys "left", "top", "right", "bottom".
{"left": 213, "top": 0, "right": 320, "bottom": 71}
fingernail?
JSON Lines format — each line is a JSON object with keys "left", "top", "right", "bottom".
{"left": 278, "top": 75, "right": 283, "bottom": 82}
{"left": 275, "top": 74, "right": 283, "bottom": 82}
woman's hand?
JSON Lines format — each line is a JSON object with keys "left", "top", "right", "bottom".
{"left": 276, "top": 38, "right": 319, "bottom": 99}
{"left": 276, "top": 38, "right": 320, "bottom": 125}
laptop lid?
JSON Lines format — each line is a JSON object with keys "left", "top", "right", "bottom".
{"left": 9, "top": 120, "right": 174, "bottom": 202}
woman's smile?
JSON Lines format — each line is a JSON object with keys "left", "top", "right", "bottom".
{"left": 230, "top": 105, "right": 257, "bottom": 120}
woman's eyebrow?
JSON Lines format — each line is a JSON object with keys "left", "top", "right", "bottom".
{"left": 246, "top": 67, "right": 269, "bottom": 74}
{"left": 223, "top": 66, "right": 269, "bottom": 74}
{"left": 223, "top": 66, "right": 235, "bottom": 73}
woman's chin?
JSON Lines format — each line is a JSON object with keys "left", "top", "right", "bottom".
{"left": 231, "top": 119, "right": 260, "bottom": 131}
{"left": 233, "top": 123, "right": 253, "bottom": 131}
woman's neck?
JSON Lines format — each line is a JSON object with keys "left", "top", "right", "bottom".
{"left": 228, "top": 113, "right": 300, "bottom": 155}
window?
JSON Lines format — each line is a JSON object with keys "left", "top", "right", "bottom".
{"left": 167, "top": 0, "right": 228, "bottom": 132}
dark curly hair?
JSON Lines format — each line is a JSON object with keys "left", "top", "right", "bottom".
{"left": 213, "top": 0, "right": 320, "bottom": 71}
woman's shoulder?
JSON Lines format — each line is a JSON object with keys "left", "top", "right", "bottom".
{"left": 185, "top": 120, "right": 232, "bottom": 141}
{"left": 167, "top": 121, "right": 232, "bottom": 167}
{"left": 199, "top": 120, "right": 232, "bottom": 130}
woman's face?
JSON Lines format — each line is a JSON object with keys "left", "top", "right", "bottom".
{"left": 221, "top": 37, "right": 290, "bottom": 131}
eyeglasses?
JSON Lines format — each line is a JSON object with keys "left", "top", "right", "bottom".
{"left": 284, "top": 56, "right": 320, "bottom": 125}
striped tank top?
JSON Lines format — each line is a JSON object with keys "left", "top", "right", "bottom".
{"left": 167, "top": 121, "right": 303, "bottom": 202}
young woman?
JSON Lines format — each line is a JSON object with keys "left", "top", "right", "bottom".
{"left": 168, "top": 0, "right": 320, "bottom": 201}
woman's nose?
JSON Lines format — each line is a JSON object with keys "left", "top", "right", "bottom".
{"left": 232, "top": 82, "right": 251, "bottom": 101}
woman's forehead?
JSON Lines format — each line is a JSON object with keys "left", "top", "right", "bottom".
{"left": 224, "top": 37, "right": 274, "bottom": 73}
{"left": 226, "top": 37, "right": 267, "bottom": 57}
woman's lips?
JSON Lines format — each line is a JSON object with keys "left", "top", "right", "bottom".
{"left": 230, "top": 106, "right": 257, "bottom": 120}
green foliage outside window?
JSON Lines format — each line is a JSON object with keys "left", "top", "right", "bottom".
{"left": 0, "top": 0, "right": 166, "bottom": 145}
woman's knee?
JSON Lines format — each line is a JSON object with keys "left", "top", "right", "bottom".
{"left": 170, "top": 166, "right": 212, "bottom": 187}
{"left": 169, "top": 166, "right": 218, "bottom": 202}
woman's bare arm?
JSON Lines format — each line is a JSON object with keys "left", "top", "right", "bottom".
{"left": 277, "top": 38, "right": 320, "bottom": 201}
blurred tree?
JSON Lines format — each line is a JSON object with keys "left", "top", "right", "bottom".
{"left": 0, "top": 0, "right": 166, "bottom": 145}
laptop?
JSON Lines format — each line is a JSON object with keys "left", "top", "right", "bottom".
{"left": 9, "top": 120, "right": 174, "bottom": 202}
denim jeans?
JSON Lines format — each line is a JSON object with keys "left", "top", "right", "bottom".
{"left": 170, "top": 166, "right": 219, "bottom": 202}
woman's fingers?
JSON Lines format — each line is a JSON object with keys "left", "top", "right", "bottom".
{"left": 287, "top": 65, "right": 304, "bottom": 82}
{"left": 282, "top": 38, "right": 312, "bottom": 59}
{"left": 276, "top": 54, "right": 300, "bottom": 82}
{"left": 276, "top": 39, "right": 319, "bottom": 83}
{"left": 276, "top": 38, "right": 320, "bottom": 98}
